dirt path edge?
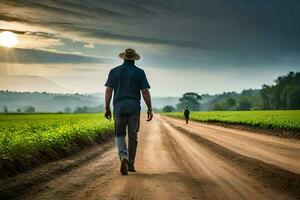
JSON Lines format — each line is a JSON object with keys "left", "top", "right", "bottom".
{"left": 167, "top": 122, "right": 300, "bottom": 199}
{"left": 0, "top": 138, "right": 115, "bottom": 200}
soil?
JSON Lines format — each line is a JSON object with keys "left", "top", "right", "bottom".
{"left": 1, "top": 114, "right": 299, "bottom": 200}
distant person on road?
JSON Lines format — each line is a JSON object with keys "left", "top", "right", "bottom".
{"left": 104, "top": 48, "right": 153, "bottom": 175}
{"left": 184, "top": 106, "right": 190, "bottom": 124}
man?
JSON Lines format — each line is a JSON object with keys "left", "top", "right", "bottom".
{"left": 184, "top": 106, "right": 190, "bottom": 124}
{"left": 104, "top": 48, "right": 153, "bottom": 175}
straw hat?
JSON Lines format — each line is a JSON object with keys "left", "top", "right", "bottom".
{"left": 119, "top": 48, "right": 140, "bottom": 60}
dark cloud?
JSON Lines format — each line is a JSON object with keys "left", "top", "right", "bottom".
{"left": 0, "top": 29, "right": 27, "bottom": 35}
{"left": 0, "top": 47, "right": 112, "bottom": 64}
{"left": 71, "top": 27, "right": 222, "bottom": 50}
{"left": 0, "top": 15, "right": 30, "bottom": 23}
{"left": 0, "top": 0, "right": 299, "bottom": 68}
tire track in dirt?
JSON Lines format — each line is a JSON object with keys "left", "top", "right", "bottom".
{"left": 162, "top": 116, "right": 300, "bottom": 198}
{"left": 159, "top": 117, "right": 295, "bottom": 200}
{"left": 163, "top": 116, "right": 300, "bottom": 174}
{"left": 0, "top": 141, "right": 115, "bottom": 200}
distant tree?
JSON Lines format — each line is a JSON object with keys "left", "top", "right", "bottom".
{"left": 212, "top": 102, "right": 224, "bottom": 111}
{"left": 226, "top": 98, "right": 236, "bottom": 110}
{"left": 261, "top": 85, "right": 273, "bottom": 109}
{"left": 240, "top": 89, "right": 263, "bottom": 110}
{"left": 83, "top": 106, "right": 89, "bottom": 113}
{"left": 3, "top": 106, "right": 8, "bottom": 113}
{"left": 282, "top": 86, "right": 300, "bottom": 109}
{"left": 17, "top": 108, "right": 21, "bottom": 113}
{"left": 260, "top": 71, "right": 300, "bottom": 110}
{"left": 226, "top": 98, "right": 236, "bottom": 107}
{"left": 162, "top": 105, "right": 176, "bottom": 112}
{"left": 64, "top": 107, "right": 72, "bottom": 113}
{"left": 73, "top": 105, "right": 101, "bottom": 113}
{"left": 25, "top": 106, "right": 35, "bottom": 113}
{"left": 177, "top": 92, "right": 201, "bottom": 111}
{"left": 238, "top": 98, "right": 252, "bottom": 110}
{"left": 74, "top": 106, "right": 83, "bottom": 113}
{"left": 209, "top": 92, "right": 239, "bottom": 111}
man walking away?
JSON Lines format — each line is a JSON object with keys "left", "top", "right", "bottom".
{"left": 104, "top": 48, "right": 153, "bottom": 175}
{"left": 184, "top": 106, "right": 190, "bottom": 124}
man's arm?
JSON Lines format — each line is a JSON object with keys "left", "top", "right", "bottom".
{"left": 104, "top": 87, "right": 113, "bottom": 120}
{"left": 141, "top": 89, "right": 153, "bottom": 121}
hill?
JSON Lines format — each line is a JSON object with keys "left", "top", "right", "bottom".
{"left": 0, "top": 91, "right": 179, "bottom": 113}
{"left": 0, "top": 75, "right": 71, "bottom": 93}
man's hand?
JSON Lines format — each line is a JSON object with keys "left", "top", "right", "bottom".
{"left": 104, "top": 107, "right": 112, "bottom": 120}
{"left": 147, "top": 108, "right": 153, "bottom": 121}
{"left": 104, "top": 87, "right": 113, "bottom": 120}
{"left": 142, "top": 89, "right": 153, "bottom": 122}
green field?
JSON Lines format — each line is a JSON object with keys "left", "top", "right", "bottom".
{"left": 0, "top": 114, "right": 114, "bottom": 166}
{"left": 164, "top": 110, "right": 300, "bottom": 131}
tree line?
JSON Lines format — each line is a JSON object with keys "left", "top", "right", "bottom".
{"left": 1, "top": 105, "right": 104, "bottom": 114}
{"left": 261, "top": 72, "right": 300, "bottom": 110}
{"left": 162, "top": 71, "right": 300, "bottom": 112}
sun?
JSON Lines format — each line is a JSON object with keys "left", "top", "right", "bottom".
{"left": 0, "top": 31, "right": 18, "bottom": 48}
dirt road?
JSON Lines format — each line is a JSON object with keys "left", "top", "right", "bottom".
{"left": 1, "top": 114, "right": 299, "bottom": 200}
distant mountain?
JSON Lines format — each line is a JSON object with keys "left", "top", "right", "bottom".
{"left": 0, "top": 75, "right": 71, "bottom": 93}
{"left": 0, "top": 91, "right": 102, "bottom": 112}
{"left": 0, "top": 91, "right": 179, "bottom": 113}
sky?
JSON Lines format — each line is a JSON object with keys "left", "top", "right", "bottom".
{"left": 0, "top": 0, "right": 299, "bottom": 96}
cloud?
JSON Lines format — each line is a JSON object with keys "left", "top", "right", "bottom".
{"left": 0, "top": 0, "right": 298, "bottom": 54}
{"left": 16, "top": 32, "right": 63, "bottom": 49}
{"left": 0, "top": 1, "right": 180, "bottom": 46}
{"left": 0, "top": 0, "right": 299, "bottom": 72}
{"left": 0, "top": 47, "right": 113, "bottom": 64}
{"left": 71, "top": 67, "right": 98, "bottom": 72}
{"left": 84, "top": 43, "right": 95, "bottom": 48}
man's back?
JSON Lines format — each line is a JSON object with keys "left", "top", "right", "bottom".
{"left": 104, "top": 48, "right": 153, "bottom": 175}
{"left": 184, "top": 109, "right": 190, "bottom": 117}
{"left": 105, "top": 60, "right": 150, "bottom": 113}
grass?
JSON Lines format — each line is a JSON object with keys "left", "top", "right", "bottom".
{"left": 0, "top": 113, "right": 114, "bottom": 170}
{"left": 164, "top": 110, "right": 300, "bottom": 131}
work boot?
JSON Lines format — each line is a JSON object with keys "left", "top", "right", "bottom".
{"left": 128, "top": 164, "right": 136, "bottom": 172}
{"left": 120, "top": 158, "right": 128, "bottom": 175}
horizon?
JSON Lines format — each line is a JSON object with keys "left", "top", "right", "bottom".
{"left": 0, "top": 1, "right": 300, "bottom": 96}
{"left": 0, "top": 73, "right": 265, "bottom": 98}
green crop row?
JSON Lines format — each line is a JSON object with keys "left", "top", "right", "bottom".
{"left": 0, "top": 113, "right": 114, "bottom": 163}
{"left": 164, "top": 110, "right": 300, "bottom": 131}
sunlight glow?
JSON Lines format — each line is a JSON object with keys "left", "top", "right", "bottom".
{"left": 0, "top": 31, "right": 18, "bottom": 48}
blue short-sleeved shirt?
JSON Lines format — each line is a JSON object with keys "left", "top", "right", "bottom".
{"left": 105, "top": 60, "right": 150, "bottom": 114}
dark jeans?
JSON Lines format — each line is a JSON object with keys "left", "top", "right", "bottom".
{"left": 113, "top": 112, "right": 140, "bottom": 167}
{"left": 185, "top": 115, "right": 189, "bottom": 124}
